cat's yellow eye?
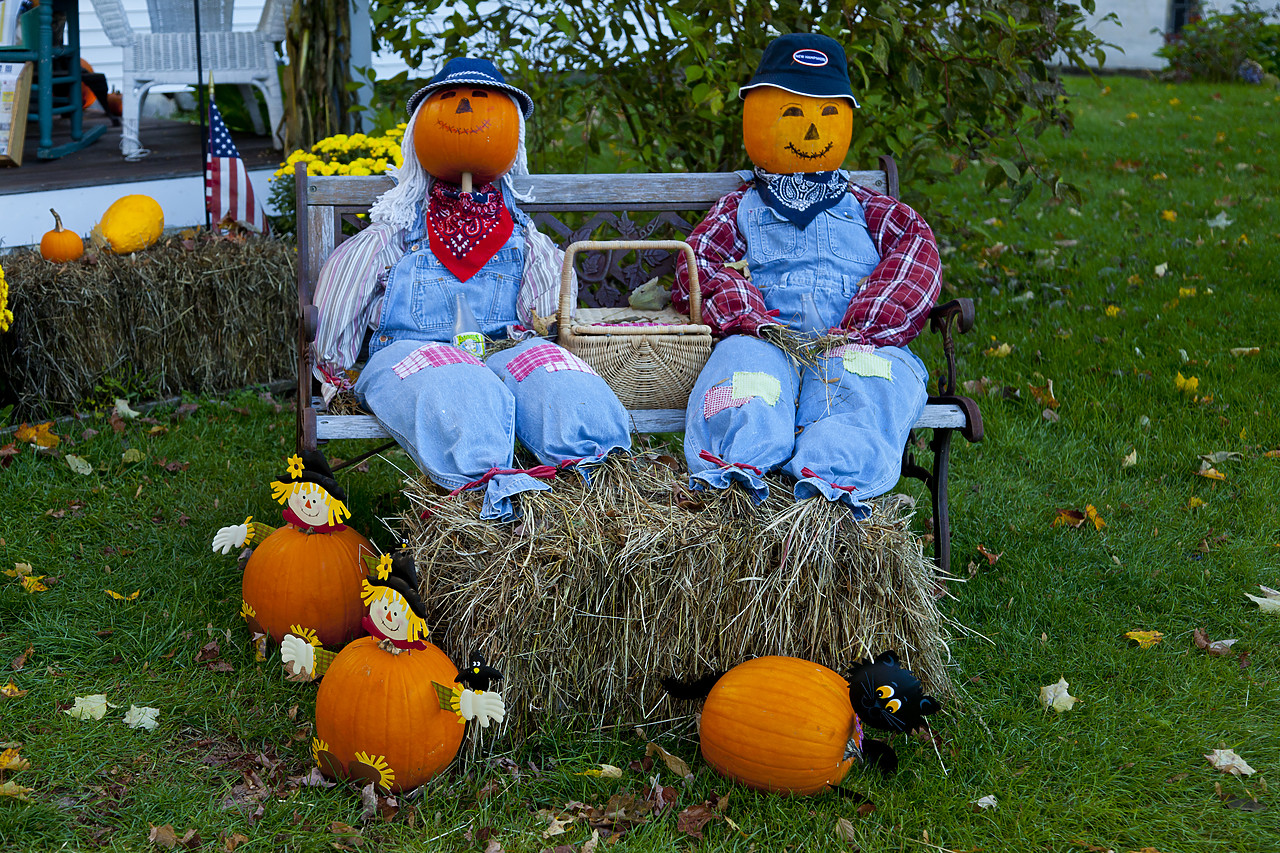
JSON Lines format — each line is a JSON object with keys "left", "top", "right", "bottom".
{"left": 876, "top": 685, "right": 895, "bottom": 700}
{"left": 885, "top": 698, "right": 902, "bottom": 714}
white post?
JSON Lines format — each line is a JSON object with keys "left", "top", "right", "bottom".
{"left": 347, "top": 0, "right": 373, "bottom": 131}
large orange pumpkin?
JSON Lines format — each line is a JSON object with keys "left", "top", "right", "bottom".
{"left": 697, "top": 656, "right": 859, "bottom": 795}
{"left": 241, "top": 524, "right": 371, "bottom": 647}
{"left": 412, "top": 86, "right": 520, "bottom": 185}
{"left": 742, "top": 87, "right": 853, "bottom": 174}
{"left": 313, "top": 636, "right": 467, "bottom": 793}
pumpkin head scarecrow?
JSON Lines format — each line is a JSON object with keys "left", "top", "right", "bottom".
{"left": 280, "top": 548, "right": 506, "bottom": 794}
{"left": 211, "top": 451, "right": 372, "bottom": 657}
{"left": 665, "top": 651, "right": 939, "bottom": 795}
{"left": 673, "top": 33, "right": 942, "bottom": 512}
{"left": 308, "top": 56, "right": 632, "bottom": 523}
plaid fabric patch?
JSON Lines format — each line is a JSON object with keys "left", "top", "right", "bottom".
{"left": 828, "top": 344, "right": 893, "bottom": 380}
{"left": 393, "top": 343, "right": 484, "bottom": 379}
{"left": 505, "top": 344, "right": 598, "bottom": 382}
{"left": 702, "top": 385, "right": 751, "bottom": 419}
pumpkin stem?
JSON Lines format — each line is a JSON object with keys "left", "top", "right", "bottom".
{"left": 50, "top": 208, "right": 65, "bottom": 233}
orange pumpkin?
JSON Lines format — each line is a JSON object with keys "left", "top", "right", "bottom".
{"left": 697, "top": 656, "right": 858, "bottom": 795}
{"left": 39, "top": 209, "right": 84, "bottom": 263}
{"left": 412, "top": 85, "right": 521, "bottom": 185}
{"left": 241, "top": 524, "right": 371, "bottom": 647}
{"left": 742, "top": 87, "right": 853, "bottom": 174}
{"left": 313, "top": 636, "right": 467, "bottom": 793}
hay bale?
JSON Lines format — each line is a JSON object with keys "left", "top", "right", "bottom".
{"left": 0, "top": 235, "right": 295, "bottom": 418}
{"left": 399, "top": 454, "right": 958, "bottom": 736}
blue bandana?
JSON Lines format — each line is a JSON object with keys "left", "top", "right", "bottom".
{"left": 753, "top": 168, "right": 848, "bottom": 229}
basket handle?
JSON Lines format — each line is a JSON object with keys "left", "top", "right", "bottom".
{"left": 558, "top": 240, "right": 701, "bottom": 347}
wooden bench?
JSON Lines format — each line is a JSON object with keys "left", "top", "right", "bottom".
{"left": 293, "top": 158, "right": 984, "bottom": 569}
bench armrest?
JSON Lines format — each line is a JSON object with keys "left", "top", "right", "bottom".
{"left": 927, "top": 297, "right": 974, "bottom": 398}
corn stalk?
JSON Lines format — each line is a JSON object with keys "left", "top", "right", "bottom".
{"left": 283, "top": 0, "right": 352, "bottom": 150}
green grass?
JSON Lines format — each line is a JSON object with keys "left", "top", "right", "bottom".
{"left": 3, "top": 75, "right": 1280, "bottom": 852}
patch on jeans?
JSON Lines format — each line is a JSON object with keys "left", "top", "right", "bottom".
{"left": 393, "top": 342, "right": 484, "bottom": 378}
{"left": 733, "top": 371, "right": 782, "bottom": 405}
{"left": 828, "top": 344, "right": 893, "bottom": 380}
{"left": 703, "top": 371, "right": 783, "bottom": 419}
{"left": 505, "top": 343, "right": 598, "bottom": 381}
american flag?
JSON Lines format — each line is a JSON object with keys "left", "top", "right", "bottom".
{"left": 205, "top": 101, "right": 268, "bottom": 234}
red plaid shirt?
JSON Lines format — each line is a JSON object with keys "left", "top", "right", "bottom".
{"left": 674, "top": 181, "right": 941, "bottom": 347}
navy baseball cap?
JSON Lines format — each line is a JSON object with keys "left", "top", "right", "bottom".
{"left": 739, "top": 33, "right": 860, "bottom": 108}
{"left": 407, "top": 57, "right": 535, "bottom": 119}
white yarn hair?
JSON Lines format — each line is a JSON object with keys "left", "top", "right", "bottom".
{"left": 369, "top": 92, "right": 533, "bottom": 230}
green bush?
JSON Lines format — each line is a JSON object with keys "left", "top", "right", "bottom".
{"left": 1157, "top": 1, "right": 1280, "bottom": 83}
{"left": 372, "top": 0, "right": 1115, "bottom": 209}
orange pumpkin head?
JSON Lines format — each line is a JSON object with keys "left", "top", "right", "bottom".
{"left": 313, "top": 636, "right": 467, "bottom": 793}
{"left": 742, "top": 86, "right": 853, "bottom": 174}
{"left": 40, "top": 209, "right": 84, "bottom": 263}
{"left": 696, "top": 656, "right": 860, "bottom": 795}
{"left": 412, "top": 86, "right": 521, "bottom": 185}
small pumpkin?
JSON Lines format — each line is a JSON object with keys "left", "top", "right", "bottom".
{"left": 742, "top": 86, "right": 853, "bottom": 174}
{"left": 313, "top": 636, "right": 467, "bottom": 793}
{"left": 698, "top": 656, "right": 860, "bottom": 795}
{"left": 92, "top": 194, "right": 164, "bottom": 254}
{"left": 39, "top": 209, "right": 84, "bottom": 263}
{"left": 412, "top": 85, "right": 521, "bottom": 185}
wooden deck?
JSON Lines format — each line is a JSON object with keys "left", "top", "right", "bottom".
{"left": 0, "top": 110, "right": 283, "bottom": 196}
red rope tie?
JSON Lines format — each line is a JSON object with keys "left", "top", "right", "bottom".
{"left": 448, "top": 464, "right": 560, "bottom": 497}
{"left": 801, "top": 467, "right": 857, "bottom": 492}
{"left": 699, "top": 450, "right": 763, "bottom": 475}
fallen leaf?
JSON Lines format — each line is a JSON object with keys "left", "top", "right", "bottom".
{"left": 124, "top": 705, "right": 160, "bottom": 731}
{"left": 1175, "top": 372, "right": 1200, "bottom": 395}
{"left": 1124, "top": 630, "right": 1164, "bottom": 649}
{"left": 65, "top": 455, "right": 94, "bottom": 476}
{"left": 19, "top": 576, "right": 48, "bottom": 593}
{"left": 1029, "top": 378, "right": 1059, "bottom": 409}
{"left": 1039, "top": 677, "right": 1079, "bottom": 712}
{"left": 1192, "top": 629, "right": 1238, "bottom": 656}
{"left": 541, "top": 813, "right": 571, "bottom": 838}
{"left": 149, "top": 824, "right": 178, "bottom": 849}
{"left": 0, "top": 780, "right": 33, "bottom": 801}
{"left": 12, "top": 644, "right": 33, "bottom": 670}
{"left": 976, "top": 544, "right": 1002, "bottom": 565}
{"left": 1053, "top": 508, "right": 1087, "bottom": 528}
{"left": 645, "top": 742, "right": 693, "bottom": 779}
{"left": 984, "top": 342, "right": 1013, "bottom": 358}
{"left": 106, "top": 589, "right": 142, "bottom": 602}
{"left": 1205, "top": 748, "right": 1256, "bottom": 776}
{"left": 676, "top": 803, "right": 718, "bottom": 839}
{"left": 1, "top": 682, "right": 28, "bottom": 698}
{"left": 576, "top": 764, "right": 624, "bottom": 779}
{"left": 1244, "top": 586, "right": 1280, "bottom": 613}
{"left": 1223, "top": 797, "right": 1267, "bottom": 812}
{"left": 1195, "top": 465, "right": 1225, "bottom": 480}
{"left": 15, "top": 422, "right": 60, "bottom": 448}
{"left": 1199, "top": 451, "right": 1242, "bottom": 466}
{"left": 122, "top": 448, "right": 145, "bottom": 464}
{"left": 0, "top": 748, "right": 29, "bottom": 772}
{"left": 972, "top": 794, "right": 998, "bottom": 810}
{"left": 1206, "top": 211, "right": 1234, "bottom": 229}
{"left": 1122, "top": 449, "right": 1137, "bottom": 468}
{"left": 66, "top": 694, "right": 117, "bottom": 721}
{"left": 1229, "top": 347, "right": 1260, "bottom": 357}
{"left": 1085, "top": 505, "right": 1106, "bottom": 530}
{"left": 115, "top": 399, "right": 141, "bottom": 419}
{"left": 1154, "top": 263, "right": 1168, "bottom": 277}
{"left": 835, "top": 816, "right": 857, "bottom": 842}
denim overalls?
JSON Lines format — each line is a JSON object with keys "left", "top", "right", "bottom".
{"left": 355, "top": 194, "right": 631, "bottom": 521}
{"left": 684, "top": 184, "right": 928, "bottom": 513}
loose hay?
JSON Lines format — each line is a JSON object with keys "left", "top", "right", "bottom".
{"left": 0, "top": 235, "right": 295, "bottom": 417}
{"left": 398, "top": 453, "right": 958, "bottom": 737}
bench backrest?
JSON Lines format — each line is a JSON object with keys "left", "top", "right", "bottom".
{"left": 294, "top": 161, "right": 898, "bottom": 312}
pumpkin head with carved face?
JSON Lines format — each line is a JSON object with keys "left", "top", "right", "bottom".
{"left": 406, "top": 57, "right": 535, "bottom": 186}
{"left": 739, "top": 33, "right": 860, "bottom": 175}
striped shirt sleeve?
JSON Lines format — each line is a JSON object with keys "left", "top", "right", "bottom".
{"left": 519, "top": 226, "right": 574, "bottom": 329}
{"left": 312, "top": 222, "right": 404, "bottom": 388}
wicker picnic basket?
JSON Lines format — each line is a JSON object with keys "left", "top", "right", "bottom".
{"left": 558, "top": 240, "right": 713, "bottom": 410}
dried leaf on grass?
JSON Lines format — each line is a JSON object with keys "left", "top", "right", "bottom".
{"left": 645, "top": 743, "right": 692, "bottom": 780}
{"left": 1244, "top": 586, "right": 1280, "bottom": 614}
{"left": 1124, "top": 630, "right": 1163, "bottom": 649}
{"left": 1039, "top": 677, "right": 1079, "bottom": 712}
{"left": 1, "top": 682, "right": 27, "bottom": 698}
{"left": 0, "top": 780, "right": 34, "bottom": 801}
{"left": 0, "top": 747, "right": 29, "bottom": 773}
{"left": 1205, "top": 748, "right": 1255, "bottom": 776}
{"left": 576, "top": 764, "right": 624, "bottom": 780}
{"left": 1192, "top": 629, "right": 1238, "bottom": 656}
{"left": 123, "top": 705, "right": 160, "bottom": 731}
{"left": 65, "top": 694, "right": 117, "bottom": 720}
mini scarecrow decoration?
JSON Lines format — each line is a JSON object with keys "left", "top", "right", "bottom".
{"left": 308, "top": 56, "right": 631, "bottom": 523}
{"left": 674, "top": 33, "right": 942, "bottom": 511}
{"left": 280, "top": 548, "right": 506, "bottom": 794}
{"left": 664, "top": 651, "right": 939, "bottom": 795}
{"left": 211, "top": 450, "right": 372, "bottom": 657}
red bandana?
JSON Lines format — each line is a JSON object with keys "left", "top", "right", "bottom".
{"left": 427, "top": 180, "right": 514, "bottom": 282}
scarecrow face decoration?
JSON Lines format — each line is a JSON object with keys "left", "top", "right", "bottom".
{"left": 367, "top": 587, "right": 412, "bottom": 643}
{"left": 287, "top": 483, "right": 332, "bottom": 528}
{"left": 412, "top": 86, "right": 521, "bottom": 185}
{"left": 742, "top": 86, "right": 852, "bottom": 174}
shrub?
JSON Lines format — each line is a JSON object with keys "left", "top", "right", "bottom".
{"left": 372, "top": 0, "right": 1116, "bottom": 210}
{"left": 267, "top": 126, "right": 407, "bottom": 235}
{"left": 1157, "top": 1, "right": 1280, "bottom": 82}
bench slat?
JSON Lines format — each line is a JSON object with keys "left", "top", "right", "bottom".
{"left": 302, "top": 171, "right": 891, "bottom": 210}
{"left": 315, "top": 402, "right": 970, "bottom": 441}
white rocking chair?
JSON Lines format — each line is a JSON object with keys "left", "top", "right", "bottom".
{"left": 89, "top": 0, "right": 291, "bottom": 159}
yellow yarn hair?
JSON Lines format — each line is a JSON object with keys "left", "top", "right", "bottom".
{"left": 270, "top": 480, "right": 350, "bottom": 526}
